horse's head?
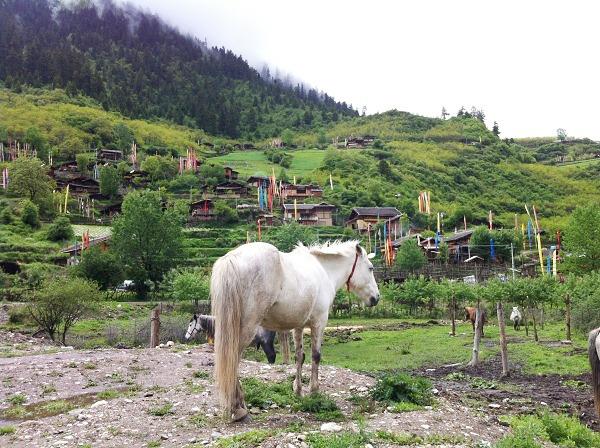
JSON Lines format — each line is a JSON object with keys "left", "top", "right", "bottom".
{"left": 347, "top": 243, "right": 380, "bottom": 307}
{"left": 185, "top": 314, "right": 199, "bottom": 340}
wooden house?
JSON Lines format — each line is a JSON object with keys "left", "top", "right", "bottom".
{"left": 443, "top": 229, "right": 474, "bottom": 261}
{"left": 224, "top": 166, "right": 239, "bottom": 180}
{"left": 98, "top": 149, "right": 123, "bottom": 162}
{"left": 212, "top": 181, "right": 248, "bottom": 198}
{"left": 99, "top": 202, "right": 122, "bottom": 219}
{"left": 247, "top": 175, "right": 270, "bottom": 188}
{"left": 54, "top": 160, "right": 79, "bottom": 173}
{"left": 189, "top": 199, "right": 215, "bottom": 222}
{"left": 282, "top": 202, "right": 336, "bottom": 226}
{"left": 123, "top": 170, "right": 150, "bottom": 188}
{"left": 346, "top": 207, "right": 402, "bottom": 233}
{"left": 282, "top": 183, "right": 323, "bottom": 200}
{"left": 61, "top": 234, "right": 111, "bottom": 259}
{"left": 55, "top": 176, "right": 100, "bottom": 195}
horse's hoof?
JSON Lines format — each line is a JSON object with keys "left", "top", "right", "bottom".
{"left": 231, "top": 407, "right": 249, "bottom": 423}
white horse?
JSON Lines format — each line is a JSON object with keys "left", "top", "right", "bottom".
{"left": 509, "top": 306, "right": 522, "bottom": 331}
{"left": 211, "top": 240, "right": 379, "bottom": 422}
{"left": 589, "top": 328, "right": 600, "bottom": 417}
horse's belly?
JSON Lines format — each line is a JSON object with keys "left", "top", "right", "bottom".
{"left": 260, "top": 300, "right": 312, "bottom": 331}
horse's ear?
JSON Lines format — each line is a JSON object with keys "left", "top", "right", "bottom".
{"left": 356, "top": 243, "right": 362, "bottom": 256}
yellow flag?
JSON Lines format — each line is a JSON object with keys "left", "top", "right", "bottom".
{"left": 294, "top": 199, "right": 298, "bottom": 220}
{"left": 537, "top": 234, "right": 544, "bottom": 275}
{"left": 64, "top": 184, "right": 69, "bottom": 214}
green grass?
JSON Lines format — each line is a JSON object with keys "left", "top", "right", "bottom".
{"left": 0, "top": 426, "right": 16, "bottom": 436}
{"left": 371, "top": 372, "right": 433, "bottom": 406}
{"left": 215, "top": 429, "right": 273, "bottom": 448}
{"left": 7, "top": 394, "right": 26, "bottom": 406}
{"left": 147, "top": 403, "right": 174, "bottom": 417}
{"left": 307, "top": 432, "right": 370, "bottom": 448}
{"left": 496, "top": 412, "right": 600, "bottom": 448}
{"left": 208, "top": 149, "right": 325, "bottom": 178}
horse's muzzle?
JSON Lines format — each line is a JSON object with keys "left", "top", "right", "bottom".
{"left": 369, "top": 295, "right": 380, "bottom": 307}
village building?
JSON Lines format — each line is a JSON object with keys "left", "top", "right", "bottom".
{"left": 123, "top": 170, "right": 150, "bottom": 188}
{"left": 282, "top": 202, "right": 336, "bottom": 226}
{"left": 55, "top": 176, "right": 100, "bottom": 195}
{"left": 60, "top": 234, "right": 111, "bottom": 265}
{"left": 189, "top": 199, "right": 215, "bottom": 222}
{"left": 224, "top": 166, "right": 239, "bottom": 180}
{"left": 346, "top": 207, "right": 402, "bottom": 233}
{"left": 98, "top": 149, "right": 123, "bottom": 162}
{"left": 282, "top": 183, "right": 323, "bottom": 200}
{"left": 99, "top": 202, "right": 122, "bottom": 219}
{"left": 247, "top": 175, "right": 270, "bottom": 188}
{"left": 210, "top": 181, "right": 248, "bottom": 198}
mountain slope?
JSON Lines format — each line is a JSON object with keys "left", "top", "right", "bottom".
{"left": 0, "top": 0, "right": 356, "bottom": 139}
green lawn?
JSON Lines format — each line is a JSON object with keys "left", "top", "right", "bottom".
{"left": 208, "top": 149, "right": 326, "bottom": 178}
{"left": 245, "top": 319, "right": 589, "bottom": 377}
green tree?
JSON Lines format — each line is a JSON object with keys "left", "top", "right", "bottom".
{"left": 395, "top": 239, "right": 427, "bottom": 272}
{"left": 99, "top": 165, "right": 121, "bottom": 198}
{"left": 76, "top": 153, "right": 94, "bottom": 175}
{"left": 265, "top": 221, "right": 317, "bottom": 252}
{"left": 28, "top": 277, "right": 101, "bottom": 344}
{"left": 112, "top": 191, "right": 183, "bottom": 299}
{"left": 213, "top": 200, "right": 239, "bottom": 224}
{"left": 71, "top": 247, "right": 124, "bottom": 290}
{"left": 24, "top": 126, "right": 47, "bottom": 160}
{"left": 199, "top": 163, "right": 225, "bottom": 187}
{"left": 112, "top": 123, "right": 134, "bottom": 150}
{"left": 46, "top": 216, "right": 74, "bottom": 241}
{"left": 21, "top": 200, "right": 40, "bottom": 228}
{"left": 140, "top": 155, "right": 178, "bottom": 182}
{"left": 8, "top": 158, "right": 54, "bottom": 205}
{"left": 492, "top": 121, "right": 500, "bottom": 137}
{"left": 563, "top": 203, "right": 600, "bottom": 273}
{"left": 164, "top": 268, "right": 210, "bottom": 309}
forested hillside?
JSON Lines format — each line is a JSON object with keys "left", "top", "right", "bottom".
{"left": 0, "top": 0, "right": 356, "bottom": 139}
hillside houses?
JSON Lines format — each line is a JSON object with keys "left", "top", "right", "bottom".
{"left": 282, "top": 202, "right": 336, "bottom": 226}
{"left": 282, "top": 183, "right": 323, "bottom": 200}
{"left": 346, "top": 207, "right": 402, "bottom": 233}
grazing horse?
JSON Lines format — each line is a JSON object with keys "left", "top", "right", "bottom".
{"left": 212, "top": 240, "right": 379, "bottom": 422}
{"left": 510, "top": 306, "right": 522, "bottom": 331}
{"left": 464, "top": 306, "right": 487, "bottom": 337}
{"left": 185, "top": 314, "right": 277, "bottom": 364}
{"left": 589, "top": 328, "right": 600, "bottom": 417}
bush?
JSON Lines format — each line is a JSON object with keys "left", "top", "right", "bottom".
{"left": 371, "top": 373, "right": 433, "bottom": 406}
{"left": 8, "top": 305, "right": 31, "bottom": 325}
{"left": 294, "top": 392, "right": 343, "bottom": 421}
{"left": 0, "top": 207, "right": 13, "bottom": 224}
{"left": 20, "top": 200, "right": 40, "bottom": 228}
{"left": 213, "top": 200, "right": 239, "bottom": 224}
{"left": 28, "top": 277, "right": 102, "bottom": 344}
{"left": 46, "top": 217, "right": 74, "bottom": 241}
{"left": 395, "top": 239, "right": 426, "bottom": 271}
{"left": 71, "top": 247, "right": 123, "bottom": 290}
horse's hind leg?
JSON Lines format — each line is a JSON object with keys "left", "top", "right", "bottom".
{"left": 293, "top": 328, "right": 304, "bottom": 396}
{"left": 309, "top": 321, "right": 325, "bottom": 394}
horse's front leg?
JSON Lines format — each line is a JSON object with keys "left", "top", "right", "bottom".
{"left": 293, "top": 328, "right": 304, "bottom": 396}
{"left": 309, "top": 322, "right": 325, "bottom": 394}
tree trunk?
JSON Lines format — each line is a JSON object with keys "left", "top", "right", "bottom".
{"left": 540, "top": 307, "right": 545, "bottom": 330}
{"left": 150, "top": 307, "right": 160, "bottom": 348}
{"left": 450, "top": 295, "right": 456, "bottom": 337}
{"left": 524, "top": 309, "right": 529, "bottom": 337}
{"left": 565, "top": 294, "right": 572, "bottom": 341}
{"left": 497, "top": 301, "right": 509, "bottom": 377}
{"left": 531, "top": 308, "right": 539, "bottom": 342}
{"left": 468, "top": 302, "right": 483, "bottom": 367}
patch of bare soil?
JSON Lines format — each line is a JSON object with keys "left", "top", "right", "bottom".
{"left": 418, "top": 356, "right": 597, "bottom": 431}
{"left": 0, "top": 344, "right": 506, "bottom": 447}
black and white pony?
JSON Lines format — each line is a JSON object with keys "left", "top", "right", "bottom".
{"left": 510, "top": 306, "right": 522, "bottom": 331}
{"left": 185, "top": 314, "right": 277, "bottom": 364}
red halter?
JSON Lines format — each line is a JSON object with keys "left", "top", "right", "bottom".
{"left": 346, "top": 252, "right": 360, "bottom": 291}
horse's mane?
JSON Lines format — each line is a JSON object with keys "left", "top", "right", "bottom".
{"left": 293, "top": 239, "right": 360, "bottom": 257}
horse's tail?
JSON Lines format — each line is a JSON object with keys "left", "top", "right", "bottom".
{"left": 588, "top": 328, "right": 600, "bottom": 416}
{"left": 211, "top": 257, "right": 244, "bottom": 418}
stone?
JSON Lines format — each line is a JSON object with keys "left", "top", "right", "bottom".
{"left": 166, "top": 341, "right": 175, "bottom": 347}
{"left": 190, "top": 406, "right": 200, "bottom": 413}
{"left": 489, "top": 403, "right": 501, "bottom": 409}
{"left": 432, "top": 388, "right": 439, "bottom": 395}
{"left": 90, "top": 400, "right": 107, "bottom": 409}
{"left": 421, "top": 424, "right": 430, "bottom": 430}
{"left": 250, "top": 407, "right": 261, "bottom": 414}
{"left": 160, "top": 434, "right": 169, "bottom": 440}
{"left": 211, "top": 431, "right": 223, "bottom": 439}
{"left": 320, "top": 422, "right": 343, "bottom": 432}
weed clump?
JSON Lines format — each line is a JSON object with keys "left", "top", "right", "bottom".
{"left": 294, "top": 393, "right": 344, "bottom": 421}
{"left": 371, "top": 372, "right": 433, "bottom": 406}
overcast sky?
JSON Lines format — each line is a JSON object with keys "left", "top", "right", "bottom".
{"left": 123, "top": 0, "right": 600, "bottom": 140}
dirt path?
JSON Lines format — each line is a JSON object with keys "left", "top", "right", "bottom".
{"left": 0, "top": 344, "right": 507, "bottom": 447}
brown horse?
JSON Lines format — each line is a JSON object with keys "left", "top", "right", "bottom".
{"left": 464, "top": 306, "right": 487, "bottom": 337}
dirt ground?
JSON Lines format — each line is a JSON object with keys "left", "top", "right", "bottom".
{"left": 420, "top": 355, "right": 597, "bottom": 431}
{"left": 0, "top": 334, "right": 508, "bottom": 448}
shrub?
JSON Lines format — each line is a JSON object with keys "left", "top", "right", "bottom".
{"left": 371, "top": 372, "right": 433, "bottom": 406}
{"left": 20, "top": 200, "right": 40, "bottom": 228}
{"left": 70, "top": 247, "right": 123, "bottom": 290}
{"left": 0, "top": 207, "right": 13, "bottom": 224}
{"left": 395, "top": 239, "right": 426, "bottom": 271}
{"left": 294, "top": 393, "right": 344, "bottom": 421}
{"left": 8, "top": 305, "right": 31, "bottom": 325}
{"left": 28, "top": 277, "right": 102, "bottom": 344}
{"left": 46, "top": 216, "right": 74, "bottom": 241}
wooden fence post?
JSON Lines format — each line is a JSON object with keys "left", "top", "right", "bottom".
{"left": 150, "top": 307, "right": 161, "bottom": 348}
